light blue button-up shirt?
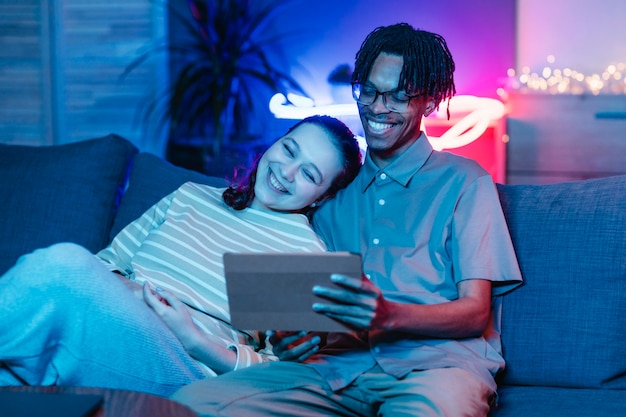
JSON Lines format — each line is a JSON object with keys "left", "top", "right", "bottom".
{"left": 309, "top": 133, "right": 523, "bottom": 391}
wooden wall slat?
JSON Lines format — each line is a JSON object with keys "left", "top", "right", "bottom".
{"left": 0, "top": 1, "right": 44, "bottom": 145}
{"left": 0, "top": 0, "right": 167, "bottom": 153}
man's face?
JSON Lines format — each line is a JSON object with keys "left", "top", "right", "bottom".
{"left": 357, "top": 53, "right": 433, "bottom": 166}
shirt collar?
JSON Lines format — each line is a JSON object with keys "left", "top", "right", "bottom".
{"left": 359, "top": 132, "right": 433, "bottom": 192}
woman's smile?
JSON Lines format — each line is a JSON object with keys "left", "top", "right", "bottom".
{"left": 268, "top": 170, "right": 288, "bottom": 193}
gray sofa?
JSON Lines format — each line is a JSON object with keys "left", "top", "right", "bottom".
{"left": 1, "top": 134, "right": 625, "bottom": 416}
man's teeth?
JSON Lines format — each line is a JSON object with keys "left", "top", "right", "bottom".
{"left": 368, "top": 120, "right": 394, "bottom": 131}
{"left": 269, "top": 171, "right": 287, "bottom": 192}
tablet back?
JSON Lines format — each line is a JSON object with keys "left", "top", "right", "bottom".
{"left": 223, "top": 252, "right": 362, "bottom": 332}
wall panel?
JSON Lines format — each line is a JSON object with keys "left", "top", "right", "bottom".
{"left": 0, "top": 0, "right": 167, "bottom": 154}
{"left": 0, "top": 0, "right": 49, "bottom": 145}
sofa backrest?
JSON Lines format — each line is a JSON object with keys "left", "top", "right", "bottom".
{"left": 109, "top": 152, "right": 228, "bottom": 241}
{"left": 496, "top": 174, "right": 626, "bottom": 389}
{"left": 0, "top": 134, "right": 137, "bottom": 275}
{"left": 0, "top": 134, "right": 228, "bottom": 276}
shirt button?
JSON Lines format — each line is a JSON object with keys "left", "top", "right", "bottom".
{"left": 378, "top": 199, "right": 385, "bottom": 206}
{"left": 372, "top": 238, "right": 380, "bottom": 245}
{"left": 380, "top": 173, "right": 387, "bottom": 180}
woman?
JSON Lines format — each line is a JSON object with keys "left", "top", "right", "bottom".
{"left": 0, "top": 115, "right": 361, "bottom": 396}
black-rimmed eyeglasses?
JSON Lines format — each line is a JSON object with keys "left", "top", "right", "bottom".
{"left": 351, "top": 83, "right": 422, "bottom": 112}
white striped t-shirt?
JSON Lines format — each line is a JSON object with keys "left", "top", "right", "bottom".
{"left": 97, "top": 182, "right": 327, "bottom": 375}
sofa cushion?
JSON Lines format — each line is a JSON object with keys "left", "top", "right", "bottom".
{"left": 109, "top": 152, "right": 228, "bottom": 240}
{"left": 496, "top": 174, "right": 626, "bottom": 389}
{"left": 489, "top": 385, "right": 626, "bottom": 416}
{"left": 0, "top": 134, "right": 137, "bottom": 274}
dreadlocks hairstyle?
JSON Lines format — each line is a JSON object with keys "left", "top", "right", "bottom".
{"left": 222, "top": 115, "right": 361, "bottom": 218}
{"left": 352, "top": 23, "right": 456, "bottom": 116}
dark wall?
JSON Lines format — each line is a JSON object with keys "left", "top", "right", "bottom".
{"left": 278, "top": 0, "right": 516, "bottom": 100}
{"left": 168, "top": 0, "right": 515, "bottom": 141}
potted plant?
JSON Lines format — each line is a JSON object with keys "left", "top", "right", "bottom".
{"left": 124, "top": 0, "right": 306, "bottom": 174}
{"left": 328, "top": 63, "right": 354, "bottom": 103}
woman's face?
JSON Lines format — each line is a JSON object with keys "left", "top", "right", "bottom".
{"left": 251, "top": 123, "right": 343, "bottom": 212}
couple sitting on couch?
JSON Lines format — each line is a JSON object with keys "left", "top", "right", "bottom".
{"left": 0, "top": 24, "right": 522, "bottom": 417}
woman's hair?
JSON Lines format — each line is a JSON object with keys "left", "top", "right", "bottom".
{"left": 222, "top": 115, "right": 361, "bottom": 216}
{"left": 352, "top": 23, "right": 456, "bottom": 115}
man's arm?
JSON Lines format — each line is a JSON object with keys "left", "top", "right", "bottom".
{"left": 312, "top": 274, "right": 492, "bottom": 338}
{"left": 272, "top": 276, "right": 492, "bottom": 362}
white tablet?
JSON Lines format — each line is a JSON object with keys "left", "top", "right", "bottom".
{"left": 223, "top": 252, "right": 362, "bottom": 332}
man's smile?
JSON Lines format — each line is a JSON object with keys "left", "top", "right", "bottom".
{"left": 367, "top": 119, "right": 397, "bottom": 134}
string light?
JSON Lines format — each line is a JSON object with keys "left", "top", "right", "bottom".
{"left": 503, "top": 56, "right": 626, "bottom": 95}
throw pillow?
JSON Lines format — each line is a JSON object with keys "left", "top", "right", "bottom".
{"left": 0, "top": 134, "right": 137, "bottom": 275}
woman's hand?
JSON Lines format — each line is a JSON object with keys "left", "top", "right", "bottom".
{"left": 113, "top": 272, "right": 144, "bottom": 300}
{"left": 142, "top": 282, "right": 203, "bottom": 350}
{"left": 267, "top": 330, "right": 321, "bottom": 362}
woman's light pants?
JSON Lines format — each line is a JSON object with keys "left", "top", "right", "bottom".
{"left": 0, "top": 243, "right": 205, "bottom": 396}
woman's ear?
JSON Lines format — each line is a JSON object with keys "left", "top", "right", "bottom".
{"left": 310, "top": 195, "right": 331, "bottom": 208}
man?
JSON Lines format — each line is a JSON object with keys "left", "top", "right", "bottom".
{"left": 172, "top": 23, "right": 523, "bottom": 417}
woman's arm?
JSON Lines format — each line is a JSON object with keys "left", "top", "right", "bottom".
{"left": 142, "top": 283, "right": 276, "bottom": 374}
{"left": 96, "top": 191, "right": 177, "bottom": 277}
